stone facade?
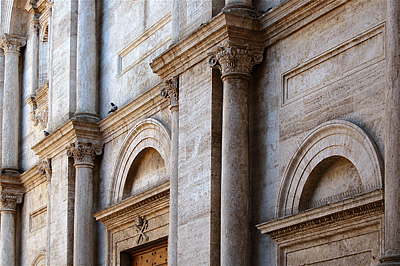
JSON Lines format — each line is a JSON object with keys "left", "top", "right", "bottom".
{"left": 0, "top": 0, "right": 396, "bottom": 265}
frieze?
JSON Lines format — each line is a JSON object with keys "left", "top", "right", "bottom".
{"left": 267, "top": 200, "right": 383, "bottom": 240}
{"left": 66, "top": 141, "right": 102, "bottom": 166}
{"left": 208, "top": 40, "right": 263, "bottom": 78}
{"left": 0, "top": 34, "right": 27, "bottom": 55}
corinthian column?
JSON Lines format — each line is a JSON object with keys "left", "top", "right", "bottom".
{"left": 0, "top": 34, "right": 26, "bottom": 172}
{"left": 30, "top": 17, "right": 39, "bottom": 96}
{"left": 67, "top": 142, "right": 102, "bottom": 266}
{"left": 75, "top": 0, "right": 98, "bottom": 120}
{"left": 161, "top": 76, "right": 179, "bottom": 266}
{"left": 209, "top": 41, "right": 262, "bottom": 266}
{"left": 0, "top": 190, "right": 23, "bottom": 266}
{"left": 380, "top": 0, "right": 400, "bottom": 264}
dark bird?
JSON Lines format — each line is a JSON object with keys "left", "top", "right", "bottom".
{"left": 108, "top": 103, "right": 118, "bottom": 114}
{"left": 44, "top": 131, "right": 50, "bottom": 136}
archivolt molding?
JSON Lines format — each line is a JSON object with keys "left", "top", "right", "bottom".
{"left": 277, "top": 120, "right": 383, "bottom": 218}
{"left": 108, "top": 118, "right": 171, "bottom": 206}
{"left": 31, "top": 252, "right": 46, "bottom": 266}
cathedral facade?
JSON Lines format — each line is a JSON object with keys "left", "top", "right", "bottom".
{"left": 0, "top": 0, "right": 397, "bottom": 265}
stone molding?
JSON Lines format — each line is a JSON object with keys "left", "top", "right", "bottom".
{"left": 160, "top": 76, "right": 179, "bottom": 107}
{"left": 95, "top": 181, "right": 170, "bottom": 230}
{"left": 66, "top": 141, "right": 102, "bottom": 167}
{"left": 0, "top": 191, "right": 23, "bottom": 211}
{"left": 257, "top": 190, "right": 383, "bottom": 240}
{"left": 208, "top": 40, "right": 263, "bottom": 78}
{"left": 32, "top": 120, "right": 101, "bottom": 160}
{"left": 108, "top": 118, "right": 171, "bottom": 205}
{"left": 0, "top": 34, "right": 27, "bottom": 55}
{"left": 38, "top": 158, "right": 51, "bottom": 182}
{"left": 276, "top": 119, "right": 384, "bottom": 218}
{"left": 30, "top": 18, "right": 40, "bottom": 33}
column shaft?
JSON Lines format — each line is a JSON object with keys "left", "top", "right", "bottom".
{"left": 75, "top": 0, "right": 97, "bottom": 119}
{"left": 74, "top": 165, "right": 94, "bottom": 266}
{"left": 0, "top": 210, "right": 16, "bottom": 266}
{"left": 221, "top": 76, "right": 249, "bottom": 266}
{"left": 168, "top": 105, "right": 179, "bottom": 266}
{"left": 381, "top": 0, "right": 400, "bottom": 264}
{"left": 2, "top": 52, "right": 19, "bottom": 170}
{"left": 30, "top": 19, "right": 39, "bottom": 95}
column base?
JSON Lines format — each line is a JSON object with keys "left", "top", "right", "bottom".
{"left": 379, "top": 255, "right": 400, "bottom": 265}
{"left": 222, "top": 3, "right": 257, "bottom": 17}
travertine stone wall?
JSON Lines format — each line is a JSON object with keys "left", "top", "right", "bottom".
{"left": 49, "top": 1, "right": 77, "bottom": 130}
{"left": 177, "top": 59, "right": 218, "bottom": 265}
{"left": 99, "top": 0, "right": 172, "bottom": 119}
{"left": 47, "top": 154, "right": 74, "bottom": 266}
{"left": 250, "top": 0, "right": 386, "bottom": 264}
{"left": 20, "top": 182, "right": 47, "bottom": 265}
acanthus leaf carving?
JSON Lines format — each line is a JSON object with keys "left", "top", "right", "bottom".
{"left": 0, "top": 34, "right": 27, "bottom": 55}
{"left": 66, "top": 141, "right": 102, "bottom": 166}
{"left": 0, "top": 191, "right": 23, "bottom": 211}
{"left": 208, "top": 40, "right": 263, "bottom": 78}
{"left": 160, "top": 76, "right": 179, "bottom": 107}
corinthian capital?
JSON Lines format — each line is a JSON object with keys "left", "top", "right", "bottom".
{"left": 66, "top": 141, "right": 102, "bottom": 167}
{"left": 0, "top": 191, "right": 23, "bottom": 211}
{"left": 160, "top": 76, "right": 179, "bottom": 107}
{"left": 208, "top": 40, "right": 263, "bottom": 78}
{"left": 0, "top": 34, "right": 27, "bottom": 55}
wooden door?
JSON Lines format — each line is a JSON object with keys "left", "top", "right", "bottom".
{"left": 130, "top": 240, "right": 168, "bottom": 266}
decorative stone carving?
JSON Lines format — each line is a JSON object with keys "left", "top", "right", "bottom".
{"left": 26, "top": 82, "right": 49, "bottom": 130}
{"left": 66, "top": 141, "right": 102, "bottom": 166}
{"left": 0, "top": 34, "right": 27, "bottom": 55}
{"left": 30, "top": 17, "right": 40, "bottom": 33}
{"left": 208, "top": 40, "right": 263, "bottom": 78}
{"left": 0, "top": 191, "right": 23, "bottom": 211}
{"left": 38, "top": 158, "right": 52, "bottom": 182}
{"left": 135, "top": 215, "right": 149, "bottom": 244}
{"left": 160, "top": 76, "right": 179, "bottom": 107}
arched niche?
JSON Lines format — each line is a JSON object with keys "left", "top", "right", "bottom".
{"left": 108, "top": 118, "right": 171, "bottom": 206}
{"left": 277, "top": 120, "right": 383, "bottom": 218}
{"left": 122, "top": 147, "right": 167, "bottom": 200}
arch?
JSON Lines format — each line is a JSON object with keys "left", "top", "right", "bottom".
{"left": 108, "top": 118, "right": 171, "bottom": 206}
{"left": 276, "top": 120, "right": 383, "bottom": 218}
{"left": 32, "top": 252, "right": 46, "bottom": 266}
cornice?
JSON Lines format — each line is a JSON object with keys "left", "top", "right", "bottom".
{"left": 32, "top": 120, "right": 101, "bottom": 159}
{"left": 259, "top": 0, "right": 350, "bottom": 46}
{"left": 150, "top": 12, "right": 262, "bottom": 80}
{"left": 94, "top": 181, "right": 169, "bottom": 230}
{"left": 99, "top": 85, "right": 169, "bottom": 144}
{"left": 256, "top": 190, "right": 383, "bottom": 240}
{"left": 20, "top": 165, "right": 46, "bottom": 192}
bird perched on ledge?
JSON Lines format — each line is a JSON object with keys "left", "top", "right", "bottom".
{"left": 108, "top": 103, "right": 118, "bottom": 114}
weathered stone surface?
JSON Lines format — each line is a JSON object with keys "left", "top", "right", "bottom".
{"left": 0, "top": 0, "right": 395, "bottom": 265}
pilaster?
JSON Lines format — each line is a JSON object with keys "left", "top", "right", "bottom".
{"left": 161, "top": 76, "right": 179, "bottom": 266}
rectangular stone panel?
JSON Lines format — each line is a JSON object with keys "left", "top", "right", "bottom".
{"left": 285, "top": 230, "right": 379, "bottom": 266}
{"left": 283, "top": 24, "right": 384, "bottom": 105}
{"left": 29, "top": 206, "right": 47, "bottom": 232}
{"left": 118, "top": 13, "right": 172, "bottom": 76}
